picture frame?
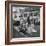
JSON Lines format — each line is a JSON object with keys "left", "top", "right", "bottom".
{"left": 5, "top": 1, "right": 45, "bottom": 45}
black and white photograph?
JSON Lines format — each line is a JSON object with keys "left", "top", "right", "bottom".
{"left": 5, "top": 1, "right": 45, "bottom": 44}
{"left": 11, "top": 6, "right": 40, "bottom": 38}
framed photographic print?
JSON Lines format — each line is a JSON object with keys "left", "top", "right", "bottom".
{"left": 5, "top": 1, "right": 45, "bottom": 45}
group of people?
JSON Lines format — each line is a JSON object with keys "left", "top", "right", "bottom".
{"left": 14, "top": 14, "right": 35, "bottom": 35}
